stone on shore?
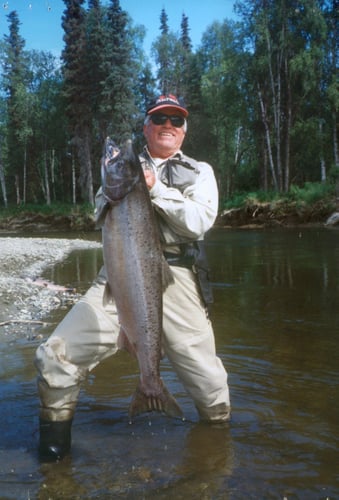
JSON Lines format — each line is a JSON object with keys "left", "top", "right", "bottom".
{"left": 325, "top": 212, "right": 339, "bottom": 226}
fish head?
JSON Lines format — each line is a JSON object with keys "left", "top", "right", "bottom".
{"left": 101, "top": 138, "right": 141, "bottom": 203}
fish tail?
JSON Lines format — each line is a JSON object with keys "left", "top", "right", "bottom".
{"left": 128, "top": 381, "right": 183, "bottom": 420}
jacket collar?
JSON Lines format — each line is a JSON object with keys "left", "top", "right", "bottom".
{"left": 142, "top": 146, "right": 183, "bottom": 164}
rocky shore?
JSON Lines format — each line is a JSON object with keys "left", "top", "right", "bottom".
{"left": 0, "top": 237, "right": 102, "bottom": 338}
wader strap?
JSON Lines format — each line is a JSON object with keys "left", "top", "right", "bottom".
{"left": 163, "top": 241, "right": 214, "bottom": 309}
{"left": 181, "top": 241, "right": 214, "bottom": 307}
{"left": 163, "top": 251, "right": 195, "bottom": 268}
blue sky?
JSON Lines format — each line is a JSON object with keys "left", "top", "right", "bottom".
{"left": 1, "top": 0, "right": 238, "bottom": 58}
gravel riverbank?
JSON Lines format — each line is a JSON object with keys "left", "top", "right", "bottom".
{"left": 0, "top": 236, "right": 102, "bottom": 337}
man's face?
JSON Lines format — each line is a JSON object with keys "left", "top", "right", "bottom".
{"left": 143, "top": 108, "right": 186, "bottom": 159}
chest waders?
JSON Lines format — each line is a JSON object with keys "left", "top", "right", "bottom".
{"left": 155, "top": 157, "right": 214, "bottom": 311}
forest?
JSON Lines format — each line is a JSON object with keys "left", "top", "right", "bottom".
{"left": 0, "top": 0, "right": 337, "bottom": 209}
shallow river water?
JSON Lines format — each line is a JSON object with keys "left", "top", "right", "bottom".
{"left": 0, "top": 227, "right": 338, "bottom": 499}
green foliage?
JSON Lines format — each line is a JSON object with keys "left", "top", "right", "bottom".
{"left": 0, "top": 1, "right": 337, "bottom": 209}
{"left": 222, "top": 190, "right": 280, "bottom": 209}
{"left": 0, "top": 202, "right": 93, "bottom": 219}
{"left": 222, "top": 182, "right": 336, "bottom": 211}
{"left": 2, "top": 9, "right": 30, "bottom": 197}
{"left": 328, "top": 165, "right": 339, "bottom": 183}
{"left": 288, "top": 182, "right": 335, "bottom": 204}
{"left": 233, "top": 0, "right": 336, "bottom": 194}
{"left": 152, "top": 24, "right": 183, "bottom": 95}
{"left": 100, "top": 0, "right": 138, "bottom": 141}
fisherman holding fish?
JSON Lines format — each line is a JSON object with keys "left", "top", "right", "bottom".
{"left": 35, "top": 94, "right": 231, "bottom": 462}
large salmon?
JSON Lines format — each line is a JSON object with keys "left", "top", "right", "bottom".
{"left": 101, "top": 138, "right": 182, "bottom": 420}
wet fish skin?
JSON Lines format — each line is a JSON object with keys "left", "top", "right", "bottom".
{"left": 101, "top": 138, "right": 182, "bottom": 420}
{"left": 101, "top": 138, "right": 138, "bottom": 202}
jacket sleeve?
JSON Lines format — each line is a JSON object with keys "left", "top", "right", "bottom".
{"left": 149, "top": 161, "right": 218, "bottom": 241}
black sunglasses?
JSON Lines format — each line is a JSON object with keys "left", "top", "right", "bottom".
{"left": 149, "top": 113, "right": 185, "bottom": 128}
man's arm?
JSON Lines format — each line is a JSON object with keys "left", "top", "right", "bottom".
{"left": 148, "top": 162, "right": 218, "bottom": 240}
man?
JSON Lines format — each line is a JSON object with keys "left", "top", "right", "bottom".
{"left": 35, "top": 94, "right": 231, "bottom": 462}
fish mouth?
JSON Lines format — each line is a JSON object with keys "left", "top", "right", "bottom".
{"left": 104, "top": 179, "right": 126, "bottom": 190}
{"left": 106, "top": 143, "right": 120, "bottom": 159}
{"left": 103, "top": 174, "right": 139, "bottom": 203}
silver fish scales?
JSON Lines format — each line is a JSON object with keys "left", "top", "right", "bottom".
{"left": 101, "top": 138, "right": 182, "bottom": 420}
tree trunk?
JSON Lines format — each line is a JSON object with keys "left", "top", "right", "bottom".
{"left": 258, "top": 85, "right": 279, "bottom": 191}
{"left": 44, "top": 150, "right": 51, "bottom": 205}
{"left": 263, "top": 144, "right": 268, "bottom": 191}
{"left": 15, "top": 174, "right": 21, "bottom": 205}
{"left": 319, "top": 120, "right": 326, "bottom": 182}
{"left": 72, "top": 154, "right": 76, "bottom": 205}
{"left": 266, "top": 27, "right": 283, "bottom": 191}
{"left": 0, "top": 159, "right": 8, "bottom": 208}
{"left": 50, "top": 149, "right": 56, "bottom": 201}
{"left": 333, "top": 111, "right": 339, "bottom": 168}
{"left": 284, "top": 55, "right": 292, "bottom": 192}
{"left": 275, "top": 59, "right": 282, "bottom": 192}
{"left": 23, "top": 146, "right": 27, "bottom": 205}
{"left": 74, "top": 125, "right": 94, "bottom": 205}
{"left": 234, "top": 126, "right": 242, "bottom": 166}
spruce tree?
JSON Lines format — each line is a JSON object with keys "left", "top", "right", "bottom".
{"left": 99, "top": 0, "right": 136, "bottom": 142}
{"left": 2, "top": 10, "right": 29, "bottom": 204}
{"left": 180, "top": 13, "right": 192, "bottom": 52}
{"left": 86, "top": 0, "right": 106, "bottom": 140}
{"left": 178, "top": 13, "right": 193, "bottom": 100}
{"left": 153, "top": 8, "right": 182, "bottom": 95}
{"left": 62, "top": 0, "right": 94, "bottom": 204}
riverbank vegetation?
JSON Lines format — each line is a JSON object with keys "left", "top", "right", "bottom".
{"left": 218, "top": 182, "right": 337, "bottom": 227}
{"left": 0, "top": 0, "right": 338, "bottom": 211}
{"left": 0, "top": 182, "right": 337, "bottom": 231}
{"left": 0, "top": 202, "right": 96, "bottom": 231}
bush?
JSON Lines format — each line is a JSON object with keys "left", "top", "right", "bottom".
{"left": 222, "top": 190, "right": 280, "bottom": 209}
{"left": 222, "top": 182, "right": 335, "bottom": 210}
{"left": 288, "top": 182, "right": 335, "bottom": 204}
{"left": 0, "top": 202, "right": 93, "bottom": 220}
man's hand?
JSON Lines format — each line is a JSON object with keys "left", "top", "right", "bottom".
{"left": 143, "top": 169, "right": 156, "bottom": 190}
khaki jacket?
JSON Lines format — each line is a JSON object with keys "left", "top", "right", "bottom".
{"left": 95, "top": 148, "right": 219, "bottom": 252}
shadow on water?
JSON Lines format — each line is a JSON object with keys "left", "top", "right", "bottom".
{"left": 0, "top": 227, "right": 338, "bottom": 499}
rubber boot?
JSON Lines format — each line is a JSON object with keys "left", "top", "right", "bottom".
{"left": 39, "top": 418, "right": 73, "bottom": 462}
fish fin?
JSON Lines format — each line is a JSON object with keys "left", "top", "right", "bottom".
{"left": 117, "top": 328, "right": 137, "bottom": 358}
{"left": 94, "top": 202, "right": 110, "bottom": 229}
{"left": 128, "top": 380, "right": 183, "bottom": 420}
{"left": 103, "top": 282, "right": 113, "bottom": 306}
{"left": 161, "top": 256, "right": 174, "bottom": 292}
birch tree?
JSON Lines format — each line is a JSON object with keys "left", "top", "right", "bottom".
{"left": 236, "top": 0, "right": 328, "bottom": 192}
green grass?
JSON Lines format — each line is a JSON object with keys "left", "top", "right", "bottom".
{"left": 222, "top": 182, "right": 336, "bottom": 210}
{"left": 287, "top": 182, "right": 335, "bottom": 205}
{"left": 0, "top": 202, "right": 93, "bottom": 219}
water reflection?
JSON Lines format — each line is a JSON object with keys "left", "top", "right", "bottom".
{"left": 37, "top": 419, "right": 234, "bottom": 499}
{"left": 0, "top": 228, "right": 338, "bottom": 499}
{"left": 209, "top": 228, "right": 339, "bottom": 498}
{"left": 44, "top": 246, "right": 103, "bottom": 294}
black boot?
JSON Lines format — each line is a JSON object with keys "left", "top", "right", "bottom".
{"left": 39, "top": 418, "right": 73, "bottom": 462}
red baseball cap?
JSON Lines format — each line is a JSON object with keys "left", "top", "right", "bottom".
{"left": 146, "top": 94, "right": 188, "bottom": 117}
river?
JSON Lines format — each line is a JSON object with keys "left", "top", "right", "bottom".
{"left": 0, "top": 227, "right": 338, "bottom": 499}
